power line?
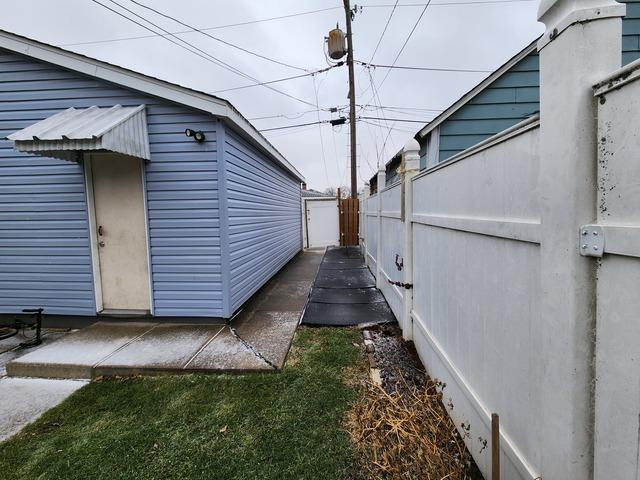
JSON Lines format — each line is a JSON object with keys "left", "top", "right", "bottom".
{"left": 248, "top": 108, "right": 329, "bottom": 121}
{"left": 128, "top": 0, "right": 308, "bottom": 72}
{"left": 355, "top": 60, "right": 492, "bottom": 73}
{"left": 359, "top": 0, "right": 433, "bottom": 114}
{"left": 361, "top": 0, "right": 534, "bottom": 7}
{"left": 209, "top": 64, "right": 342, "bottom": 94}
{"left": 368, "top": 0, "right": 399, "bottom": 64}
{"left": 375, "top": 0, "right": 433, "bottom": 93}
{"left": 357, "top": 104, "right": 443, "bottom": 112}
{"left": 265, "top": 124, "right": 324, "bottom": 138}
{"left": 259, "top": 120, "right": 331, "bottom": 132}
{"left": 91, "top": 0, "right": 319, "bottom": 108}
{"left": 312, "top": 74, "right": 331, "bottom": 187}
{"left": 366, "top": 66, "right": 397, "bottom": 158}
{"left": 359, "top": 119, "right": 420, "bottom": 134}
{"left": 61, "top": 6, "right": 342, "bottom": 47}
{"left": 358, "top": 116, "right": 432, "bottom": 123}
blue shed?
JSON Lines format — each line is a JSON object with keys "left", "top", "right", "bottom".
{"left": 0, "top": 29, "right": 304, "bottom": 320}
{"left": 415, "top": 0, "right": 640, "bottom": 168}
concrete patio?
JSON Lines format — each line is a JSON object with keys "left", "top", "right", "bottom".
{"left": 6, "top": 250, "right": 322, "bottom": 380}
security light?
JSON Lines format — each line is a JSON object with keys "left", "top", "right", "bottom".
{"left": 185, "top": 128, "right": 205, "bottom": 143}
{"left": 194, "top": 131, "right": 206, "bottom": 143}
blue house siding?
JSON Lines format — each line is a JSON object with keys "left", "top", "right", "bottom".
{"left": 145, "top": 111, "right": 223, "bottom": 317}
{"left": 438, "top": 50, "right": 539, "bottom": 162}
{"left": 420, "top": 6, "right": 640, "bottom": 167}
{"left": 622, "top": 0, "right": 640, "bottom": 65}
{"left": 224, "top": 128, "right": 302, "bottom": 313}
{"left": 0, "top": 48, "right": 223, "bottom": 317}
{"left": 0, "top": 51, "right": 96, "bottom": 315}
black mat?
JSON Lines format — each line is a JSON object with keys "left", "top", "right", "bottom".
{"left": 302, "top": 302, "right": 394, "bottom": 326}
{"left": 319, "top": 259, "right": 367, "bottom": 268}
{"left": 323, "top": 246, "right": 362, "bottom": 259}
{"left": 313, "top": 268, "right": 375, "bottom": 289}
{"left": 310, "top": 287, "right": 385, "bottom": 304}
{"left": 301, "top": 246, "right": 396, "bottom": 326}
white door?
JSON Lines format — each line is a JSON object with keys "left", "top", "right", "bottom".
{"left": 89, "top": 154, "right": 151, "bottom": 312}
{"left": 306, "top": 199, "right": 339, "bottom": 248}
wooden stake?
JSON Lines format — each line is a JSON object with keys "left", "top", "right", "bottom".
{"left": 492, "top": 413, "right": 500, "bottom": 480}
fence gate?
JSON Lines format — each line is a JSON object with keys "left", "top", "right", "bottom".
{"left": 338, "top": 197, "right": 359, "bottom": 246}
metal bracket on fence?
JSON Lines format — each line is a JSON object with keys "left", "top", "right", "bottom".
{"left": 395, "top": 254, "right": 404, "bottom": 271}
{"left": 388, "top": 279, "right": 413, "bottom": 289}
{"left": 579, "top": 225, "right": 604, "bottom": 258}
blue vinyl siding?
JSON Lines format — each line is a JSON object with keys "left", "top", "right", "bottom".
{"left": 438, "top": 50, "right": 539, "bottom": 162}
{"left": 0, "top": 52, "right": 95, "bottom": 315}
{"left": 425, "top": 5, "right": 640, "bottom": 165}
{"left": 145, "top": 114, "right": 222, "bottom": 317}
{"left": 622, "top": 0, "right": 640, "bottom": 65}
{"left": 224, "top": 128, "right": 302, "bottom": 313}
{"left": 0, "top": 48, "right": 223, "bottom": 317}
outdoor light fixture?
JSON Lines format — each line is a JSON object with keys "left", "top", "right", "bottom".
{"left": 185, "top": 128, "right": 206, "bottom": 143}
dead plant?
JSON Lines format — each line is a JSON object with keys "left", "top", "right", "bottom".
{"left": 346, "top": 374, "right": 476, "bottom": 480}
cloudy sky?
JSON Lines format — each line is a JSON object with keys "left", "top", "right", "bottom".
{"left": 1, "top": 0, "right": 544, "bottom": 191}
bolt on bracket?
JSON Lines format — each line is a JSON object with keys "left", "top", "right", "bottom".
{"left": 579, "top": 225, "right": 604, "bottom": 258}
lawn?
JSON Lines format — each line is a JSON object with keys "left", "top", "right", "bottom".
{"left": 0, "top": 328, "right": 365, "bottom": 480}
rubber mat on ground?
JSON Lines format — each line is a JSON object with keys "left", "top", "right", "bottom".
{"left": 313, "top": 268, "right": 375, "bottom": 289}
{"left": 309, "top": 287, "right": 385, "bottom": 304}
{"left": 301, "top": 302, "right": 394, "bottom": 326}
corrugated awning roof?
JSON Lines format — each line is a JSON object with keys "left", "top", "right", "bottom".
{"left": 7, "top": 105, "right": 150, "bottom": 161}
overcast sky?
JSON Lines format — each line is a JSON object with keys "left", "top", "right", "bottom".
{"left": 2, "top": 0, "right": 544, "bottom": 191}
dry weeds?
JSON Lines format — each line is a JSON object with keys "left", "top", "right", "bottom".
{"left": 347, "top": 374, "right": 477, "bottom": 480}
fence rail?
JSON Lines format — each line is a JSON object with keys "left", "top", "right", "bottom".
{"left": 359, "top": 8, "right": 640, "bottom": 479}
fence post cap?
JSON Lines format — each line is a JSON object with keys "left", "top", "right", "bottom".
{"left": 538, "top": 0, "right": 625, "bottom": 48}
{"left": 403, "top": 138, "right": 420, "bottom": 155}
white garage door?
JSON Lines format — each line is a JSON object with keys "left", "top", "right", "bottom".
{"left": 305, "top": 199, "right": 339, "bottom": 248}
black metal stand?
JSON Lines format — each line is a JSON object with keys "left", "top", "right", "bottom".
{"left": 19, "top": 308, "right": 43, "bottom": 348}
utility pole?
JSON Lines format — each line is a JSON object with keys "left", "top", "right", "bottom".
{"left": 343, "top": 0, "right": 357, "bottom": 198}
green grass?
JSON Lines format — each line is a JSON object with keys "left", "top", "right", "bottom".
{"left": 0, "top": 328, "right": 364, "bottom": 480}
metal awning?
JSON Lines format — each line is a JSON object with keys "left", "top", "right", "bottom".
{"left": 7, "top": 105, "right": 150, "bottom": 161}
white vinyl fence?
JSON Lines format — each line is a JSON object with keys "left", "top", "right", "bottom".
{"left": 360, "top": 4, "right": 640, "bottom": 479}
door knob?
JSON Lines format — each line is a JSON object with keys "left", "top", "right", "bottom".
{"left": 98, "top": 241, "right": 105, "bottom": 247}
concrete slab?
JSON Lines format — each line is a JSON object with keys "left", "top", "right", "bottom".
{"left": 5, "top": 250, "right": 321, "bottom": 378}
{"left": 233, "top": 311, "right": 300, "bottom": 368}
{"left": 250, "top": 280, "right": 313, "bottom": 312}
{"left": 0, "top": 377, "right": 87, "bottom": 441}
{"left": 185, "top": 327, "right": 270, "bottom": 372}
{"left": 0, "top": 330, "right": 72, "bottom": 376}
{"left": 6, "top": 322, "right": 156, "bottom": 379}
{"left": 93, "top": 324, "right": 224, "bottom": 376}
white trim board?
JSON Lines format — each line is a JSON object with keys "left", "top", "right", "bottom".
{"left": 139, "top": 159, "right": 154, "bottom": 316}
{"left": 0, "top": 28, "right": 304, "bottom": 182}
{"left": 83, "top": 154, "right": 103, "bottom": 313}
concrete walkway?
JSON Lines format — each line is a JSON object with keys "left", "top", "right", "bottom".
{"left": 0, "top": 329, "right": 87, "bottom": 442}
{"left": 6, "top": 250, "right": 322, "bottom": 380}
{"left": 0, "top": 377, "right": 86, "bottom": 441}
